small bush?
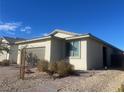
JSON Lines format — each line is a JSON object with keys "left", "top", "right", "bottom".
{"left": 48, "top": 62, "right": 57, "bottom": 74}
{"left": 37, "top": 60, "right": 49, "bottom": 72}
{"left": 0, "top": 60, "right": 10, "bottom": 66}
{"left": 37, "top": 59, "right": 75, "bottom": 78}
{"left": 57, "top": 60, "right": 74, "bottom": 77}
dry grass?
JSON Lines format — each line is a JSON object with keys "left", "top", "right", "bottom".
{"left": 37, "top": 60, "right": 49, "bottom": 72}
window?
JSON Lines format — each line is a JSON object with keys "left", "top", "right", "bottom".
{"left": 66, "top": 41, "right": 80, "bottom": 57}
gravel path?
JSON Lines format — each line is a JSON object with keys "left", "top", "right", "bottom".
{"left": 0, "top": 65, "right": 124, "bottom": 92}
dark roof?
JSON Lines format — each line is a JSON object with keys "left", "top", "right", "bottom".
{"left": 3, "top": 36, "right": 26, "bottom": 43}
{"left": 88, "top": 33, "right": 123, "bottom": 52}
{"left": 66, "top": 33, "right": 123, "bottom": 52}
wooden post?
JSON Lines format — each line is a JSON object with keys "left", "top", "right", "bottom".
{"left": 20, "top": 48, "right": 26, "bottom": 80}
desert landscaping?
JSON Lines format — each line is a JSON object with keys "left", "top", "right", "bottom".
{"left": 0, "top": 65, "right": 124, "bottom": 92}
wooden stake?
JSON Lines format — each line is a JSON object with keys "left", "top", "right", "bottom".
{"left": 20, "top": 48, "right": 26, "bottom": 80}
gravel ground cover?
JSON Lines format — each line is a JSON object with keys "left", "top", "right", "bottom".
{"left": 0, "top": 65, "right": 124, "bottom": 92}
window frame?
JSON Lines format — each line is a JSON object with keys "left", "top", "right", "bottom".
{"left": 66, "top": 40, "right": 81, "bottom": 58}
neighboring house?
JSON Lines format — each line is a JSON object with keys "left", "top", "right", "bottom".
{"left": 16, "top": 29, "right": 123, "bottom": 70}
{"left": 0, "top": 36, "right": 25, "bottom": 63}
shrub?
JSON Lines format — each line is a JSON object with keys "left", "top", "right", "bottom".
{"left": 48, "top": 62, "right": 57, "bottom": 74}
{"left": 57, "top": 60, "right": 74, "bottom": 77}
{"left": 37, "top": 59, "right": 75, "bottom": 78}
{"left": 0, "top": 60, "right": 10, "bottom": 66}
{"left": 37, "top": 60, "right": 49, "bottom": 72}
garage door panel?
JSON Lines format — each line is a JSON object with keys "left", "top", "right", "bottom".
{"left": 26, "top": 47, "right": 45, "bottom": 61}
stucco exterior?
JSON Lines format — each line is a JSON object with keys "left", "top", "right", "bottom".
{"left": 15, "top": 29, "right": 123, "bottom": 70}
{"left": 17, "top": 39, "right": 51, "bottom": 64}
{"left": 86, "top": 38, "right": 122, "bottom": 70}
{"left": 68, "top": 39, "right": 87, "bottom": 70}
{"left": 87, "top": 38, "right": 104, "bottom": 69}
{"left": 50, "top": 37, "right": 66, "bottom": 62}
{"left": 50, "top": 37, "right": 88, "bottom": 70}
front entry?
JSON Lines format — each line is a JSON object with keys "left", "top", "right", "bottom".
{"left": 103, "top": 46, "right": 107, "bottom": 67}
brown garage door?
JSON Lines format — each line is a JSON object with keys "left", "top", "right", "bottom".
{"left": 26, "top": 47, "right": 45, "bottom": 66}
{"left": 26, "top": 47, "right": 45, "bottom": 60}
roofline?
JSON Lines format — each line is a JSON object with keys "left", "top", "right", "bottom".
{"left": 15, "top": 30, "right": 123, "bottom": 52}
{"left": 16, "top": 36, "right": 51, "bottom": 44}
{"left": 66, "top": 33, "right": 90, "bottom": 40}
{"left": 66, "top": 33, "right": 123, "bottom": 52}
{"left": 1, "top": 36, "right": 26, "bottom": 43}
{"left": 89, "top": 34, "right": 123, "bottom": 52}
{"left": 48, "top": 29, "right": 80, "bottom": 36}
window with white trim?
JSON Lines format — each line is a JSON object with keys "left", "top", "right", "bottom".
{"left": 66, "top": 41, "right": 80, "bottom": 57}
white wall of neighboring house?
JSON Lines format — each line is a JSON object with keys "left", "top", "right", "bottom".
{"left": 0, "top": 39, "right": 9, "bottom": 62}
{"left": 0, "top": 38, "right": 21, "bottom": 63}
{"left": 0, "top": 51, "right": 9, "bottom": 62}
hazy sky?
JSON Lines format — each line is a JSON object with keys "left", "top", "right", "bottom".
{"left": 0, "top": 0, "right": 124, "bottom": 50}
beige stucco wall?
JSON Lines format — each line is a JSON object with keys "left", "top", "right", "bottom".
{"left": 68, "top": 39, "right": 87, "bottom": 70}
{"left": 16, "top": 35, "right": 122, "bottom": 70}
{"left": 87, "top": 38, "right": 103, "bottom": 69}
{"left": 50, "top": 37, "right": 66, "bottom": 62}
{"left": 86, "top": 38, "right": 121, "bottom": 70}
{"left": 17, "top": 39, "right": 51, "bottom": 64}
{"left": 50, "top": 37, "right": 88, "bottom": 70}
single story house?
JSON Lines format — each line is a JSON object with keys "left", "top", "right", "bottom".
{"left": 0, "top": 36, "right": 25, "bottom": 63}
{"left": 16, "top": 29, "right": 123, "bottom": 70}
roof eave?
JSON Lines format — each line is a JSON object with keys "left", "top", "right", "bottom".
{"left": 66, "top": 34, "right": 123, "bottom": 52}
{"left": 16, "top": 36, "right": 51, "bottom": 44}
{"left": 48, "top": 29, "right": 80, "bottom": 36}
{"left": 89, "top": 34, "right": 123, "bottom": 52}
{"left": 66, "top": 34, "right": 90, "bottom": 40}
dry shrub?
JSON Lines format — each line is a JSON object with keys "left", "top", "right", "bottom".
{"left": 37, "top": 60, "right": 49, "bottom": 72}
{"left": 0, "top": 60, "right": 10, "bottom": 66}
{"left": 57, "top": 60, "right": 74, "bottom": 77}
{"left": 37, "top": 59, "right": 75, "bottom": 78}
{"left": 48, "top": 62, "right": 57, "bottom": 74}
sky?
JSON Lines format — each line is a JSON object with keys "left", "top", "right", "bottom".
{"left": 0, "top": 0, "right": 124, "bottom": 50}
